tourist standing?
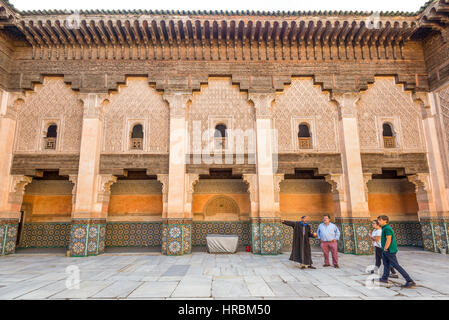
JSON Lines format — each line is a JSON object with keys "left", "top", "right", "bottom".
{"left": 370, "top": 220, "right": 398, "bottom": 278}
{"left": 282, "top": 216, "right": 317, "bottom": 269}
{"left": 377, "top": 215, "right": 416, "bottom": 288}
{"left": 317, "top": 215, "right": 341, "bottom": 268}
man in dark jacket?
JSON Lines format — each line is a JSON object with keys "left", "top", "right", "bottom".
{"left": 282, "top": 216, "right": 317, "bottom": 269}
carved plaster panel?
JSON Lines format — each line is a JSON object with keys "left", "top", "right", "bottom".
{"left": 274, "top": 78, "right": 339, "bottom": 153}
{"left": 103, "top": 79, "right": 169, "bottom": 153}
{"left": 357, "top": 78, "right": 425, "bottom": 152}
{"left": 14, "top": 78, "right": 83, "bottom": 154}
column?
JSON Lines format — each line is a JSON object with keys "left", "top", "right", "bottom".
{"left": 162, "top": 93, "right": 192, "bottom": 256}
{"left": 332, "top": 92, "right": 372, "bottom": 255}
{"left": 248, "top": 93, "right": 282, "bottom": 255}
{"left": 413, "top": 93, "right": 449, "bottom": 252}
{"left": 0, "top": 90, "right": 30, "bottom": 255}
{"left": 69, "top": 93, "right": 110, "bottom": 257}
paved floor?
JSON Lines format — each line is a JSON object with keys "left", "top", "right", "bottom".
{"left": 0, "top": 248, "right": 448, "bottom": 300}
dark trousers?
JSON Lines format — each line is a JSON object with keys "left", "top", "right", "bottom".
{"left": 375, "top": 247, "right": 396, "bottom": 274}
{"left": 381, "top": 251, "right": 412, "bottom": 282}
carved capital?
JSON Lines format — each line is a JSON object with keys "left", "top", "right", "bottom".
{"left": 242, "top": 173, "right": 259, "bottom": 202}
{"left": 8, "top": 175, "right": 33, "bottom": 204}
{"left": 0, "top": 91, "right": 25, "bottom": 120}
{"left": 97, "top": 174, "right": 117, "bottom": 202}
{"left": 68, "top": 174, "right": 78, "bottom": 210}
{"left": 184, "top": 173, "right": 200, "bottom": 214}
{"left": 363, "top": 173, "right": 373, "bottom": 196}
{"left": 325, "top": 174, "right": 344, "bottom": 196}
{"left": 157, "top": 174, "right": 169, "bottom": 195}
{"left": 163, "top": 93, "right": 192, "bottom": 119}
{"left": 332, "top": 92, "right": 360, "bottom": 118}
{"left": 407, "top": 173, "right": 431, "bottom": 194}
{"left": 248, "top": 93, "right": 276, "bottom": 119}
{"left": 273, "top": 174, "right": 285, "bottom": 203}
{"left": 79, "top": 93, "right": 110, "bottom": 120}
{"left": 412, "top": 92, "right": 433, "bottom": 119}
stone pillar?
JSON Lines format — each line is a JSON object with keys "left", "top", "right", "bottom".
{"left": 248, "top": 93, "right": 282, "bottom": 255}
{"left": 157, "top": 174, "right": 169, "bottom": 219}
{"left": 331, "top": 92, "right": 372, "bottom": 255}
{"left": 0, "top": 90, "right": 29, "bottom": 255}
{"left": 408, "top": 173, "right": 447, "bottom": 252}
{"left": 0, "top": 176, "right": 32, "bottom": 255}
{"left": 161, "top": 93, "right": 192, "bottom": 256}
{"left": 69, "top": 93, "right": 110, "bottom": 257}
{"left": 412, "top": 93, "right": 449, "bottom": 252}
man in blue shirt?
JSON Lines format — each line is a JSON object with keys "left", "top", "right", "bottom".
{"left": 317, "top": 215, "right": 341, "bottom": 268}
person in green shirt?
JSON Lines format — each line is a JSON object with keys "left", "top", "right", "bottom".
{"left": 377, "top": 215, "right": 416, "bottom": 288}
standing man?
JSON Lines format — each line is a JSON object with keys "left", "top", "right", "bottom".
{"left": 317, "top": 215, "right": 341, "bottom": 268}
{"left": 377, "top": 215, "right": 416, "bottom": 288}
{"left": 282, "top": 216, "right": 317, "bottom": 269}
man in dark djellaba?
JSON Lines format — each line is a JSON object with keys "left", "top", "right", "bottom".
{"left": 282, "top": 216, "right": 317, "bottom": 269}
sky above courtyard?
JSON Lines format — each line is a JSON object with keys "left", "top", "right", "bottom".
{"left": 9, "top": 0, "right": 429, "bottom": 13}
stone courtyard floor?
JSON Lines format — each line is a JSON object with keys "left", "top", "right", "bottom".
{"left": 0, "top": 247, "right": 448, "bottom": 300}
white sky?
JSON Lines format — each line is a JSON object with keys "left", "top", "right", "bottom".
{"left": 9, "top": 0, "right": 428, "bottom": 13}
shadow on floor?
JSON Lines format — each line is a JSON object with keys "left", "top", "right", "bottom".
{"left": 15, "top": 248, "right": 67, "bottom": 255}
{"left": 104, "top": 247, "right": 162, "bottom": 254}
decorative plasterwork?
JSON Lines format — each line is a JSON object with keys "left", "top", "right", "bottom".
{"left": 97, "top": 174, "right": 117, "bottom": 203}
{"left": 249, "top": 93, "right": 276, "bottom": 119}
{"left": 163, "top": 93, "right": 192, "bottom": 119}
{"left": 8, "top": 175, "right": 32, "bottom": 204}
{"left": 242, "top": 173, "right": 259, "bottom": 217}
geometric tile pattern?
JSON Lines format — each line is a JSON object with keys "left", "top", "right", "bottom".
{"left": 69, "top": 220, "right": 106, "bottom": 257}
{"left": 18, "top": 223, "right": 71, "bottom": 248}
{"left": 335, "top": 218, "right": 373, "bottom": 255}
{"left": 105, "top": 222, "right": 162, "bottom": 247}
{"left": 389, "top": 221, "right": 423, "bottom": 247}
{"left": 0, "top": 221, "right": 19, "bottom": 256}
{"left": 251, "top": 219, "right": 283, "bottom": 255}
{"left": 192, "top": 221, "right": 251, "bottom": 247}
{"left": 420, "top": 219, "right": 449, "bottom": 253}
{"left": 162, "top": 220, "right": 192, "bottom": 256}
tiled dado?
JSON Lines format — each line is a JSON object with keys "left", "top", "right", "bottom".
{"left": 161, "top": 219, "right": 192, "bottom": 256}
{"left": 335, "top": 218, "right": 373, "bottom": 255}
{"left": 420, "top": 218, "right": 449, "bottom": 252}
{"left": 389, "top": 222, "right": 423, "bottom": 247}
{"left": 105, "top": 222, "right": 162, "bottom": 247}
{"left": 251, "top": 218, "right": 283, "bottom": 255}
{"left": 0, "top": 219, "right": 19, "bottom": 256}
{"left": 18, "top": 223, "right": 71, "bottom": 248}
{"left": 69, "top": 219, "right": 106, "bottom": 257}
{"left": 192, "top": 221, "right": 251, "bottom": 247}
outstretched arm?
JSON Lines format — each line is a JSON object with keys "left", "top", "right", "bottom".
{"left": 282, "top": 220, "right": 295, "bottom": 227}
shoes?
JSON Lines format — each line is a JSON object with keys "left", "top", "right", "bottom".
{"left": 334, "top": 264, "right": 340, "bottom": 268}
{"left": 401, "top": 281, "right": 416, "bottom": 288}
{"left": 323, "top": 264, "right": 331, "bottom": 267}
{"left": 378, "top": 279, "right": 389, "bottom": 284}
{"left": 390, "top": 274, "right": 399, "bottom": 279}
{"left": 300, "top": 266, "right": 306, "bottom": 269}
{"left": 308, "top": 266, "right": 316, "bottom": 269}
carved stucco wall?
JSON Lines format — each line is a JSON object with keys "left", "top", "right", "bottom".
{"left": 273, "top": 78, "right": 339, "bottom": 153}
{"left": 188, "top": 78, "right": 255, "bottom": 151}
{"left": 357, "top": 77, "right": 425, "bottom": 152}
{"left": 438, "top": 86, "right": 449, "bottom": 172}
{"left": 14, "top": 78, "right": 83, "bottom": 153}
{"left": 102, "top": 78, "right": 169, "bottom": 153}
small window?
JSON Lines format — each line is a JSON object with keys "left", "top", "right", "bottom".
{"left": 214, "top": 124, "right": 227, "bottom": 149}
{"left": 382, "top": 123, "right": 396, "bottom": 148}
{"left": 298, "top": 123, "right": 312, "bottom": 149}
{"left": 130, "top": 124, "right": 144, "bottom": 150}
{"left": 44, "top": 124, "right": 57, "bottom": 150}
